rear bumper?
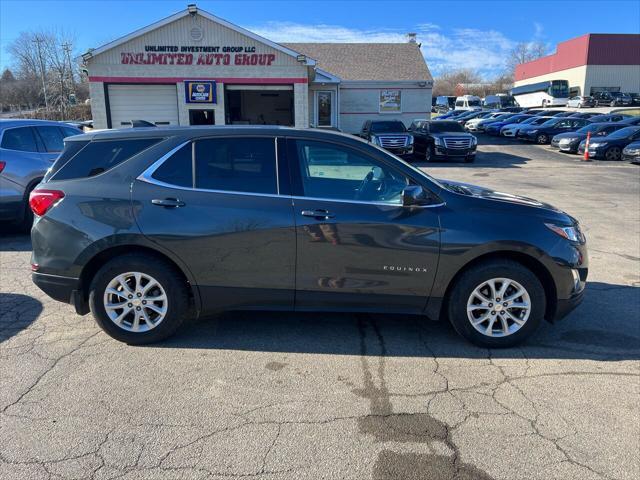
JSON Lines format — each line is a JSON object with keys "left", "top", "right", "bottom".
{"left": 32, "top": 272, "right": 79, "bottom": 304}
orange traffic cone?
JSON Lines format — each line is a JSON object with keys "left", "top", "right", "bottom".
{"left": 583, "top": 131, "right": 591, "bottom": 161}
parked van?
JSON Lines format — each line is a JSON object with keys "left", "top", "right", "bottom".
{"left": 435, "top": 96, "right": 456, "bottom": 113}
{"left": 455, "top": 95, "right": 482, "bottom": 111}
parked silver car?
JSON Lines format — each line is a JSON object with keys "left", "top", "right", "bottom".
{"left": 566, "top": 96, "right": 594, "bottom": 108}
{"left": 0, "top": 119, "right": 82, "bottom": 229}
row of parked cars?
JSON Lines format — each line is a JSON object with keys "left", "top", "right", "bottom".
{"left": 567, "top": 91, "right": 639, "bottom": 108}
{"left": 357, "top": 119, "right": 477, "bottom": 163}
{"left": 437, "top": 108, "right": 640, "bottom": 162}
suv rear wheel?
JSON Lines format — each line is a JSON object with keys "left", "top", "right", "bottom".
{"left": 89, "top": 254, "right": 190, "bottom": 344}
{"left": 447, "top": 260, "right": 545, "bottom": 348}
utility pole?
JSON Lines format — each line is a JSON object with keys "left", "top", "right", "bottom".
{"left": 33, "top": 36, "right": 49, "bottom": 110}
{"left": 62, "top": 42, "right": 76, "bottom": 92}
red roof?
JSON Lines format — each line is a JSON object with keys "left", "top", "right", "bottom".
{"left": 515, "top": 34, "right": 640, "bottom": 81}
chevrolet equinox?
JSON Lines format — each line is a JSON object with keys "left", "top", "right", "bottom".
{"left": 30, "top": 126, "right": 588, "bottom": 348}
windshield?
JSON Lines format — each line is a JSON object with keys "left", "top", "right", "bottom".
{"left": 512, "top": 115, "right": 531, "bottom": 123}
{"left": 468, "top": 100, "right": 481, "bottom": 107}
{"left": 541, "top": 118, "right": 562, "bottom": 127}
{"left": 429, "top": 122, "right": 464, "bottom": 133}
{"left": 549, "top": 80, "right": 569, "bottom": 98}
{"left": 605, "top": 127, "right": 640, "bottom": 139}
{"left": 531, "top": 117, "right": 551, "bottom": 125}
{"left": 370, "top": 121, "right": 407, "bottom": 133}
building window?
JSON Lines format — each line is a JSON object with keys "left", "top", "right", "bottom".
{"left": 379, "top": 89, "right": 402, "bottom": 113}
{"left": 317, "top": 91, "right": 333, "bottom": 127}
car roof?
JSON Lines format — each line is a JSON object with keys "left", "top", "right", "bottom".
{"left": 0, "top": 119, "right": 77, "bottom": 130}
{"left": 64, "top": 125, "right": 372, "bottom": 144}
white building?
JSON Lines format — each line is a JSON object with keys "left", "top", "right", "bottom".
{"left": 81, "top": 4, "right": 433, "bottom": 133}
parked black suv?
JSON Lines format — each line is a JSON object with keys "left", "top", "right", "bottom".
{"left": 31, "top": 126, "right": 587, "bottom": 348}
{"left": 359, "top": 120, "right": 413, "bottom": 156}
{"left": 592, "top": 91, "right": 633, "bottom": 107}
{"left": 408, "top": 120, "right": 477, "bottom": 162}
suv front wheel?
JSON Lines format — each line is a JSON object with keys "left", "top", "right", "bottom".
{"left": 89, "top": 254, "right": 190, "bottom": 344}
{"left": 447, "top": 260, "right": 545, "bottom": 348}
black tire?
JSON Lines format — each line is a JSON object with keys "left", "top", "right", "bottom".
{"left": 604, "top": 146, "right": 621, "bottom": 161}
{"left": 15, "top": 182, "right": 39, "bottom": 232}
{"left": 89, "top": 253, "right": 190, "bottom": 344}
{"left": 447, "top": 259, "right": 545, "bottom": 348}
{"left": 424, "top": 145, "right": 433, "bottom": 162}
{"left": 464, "top": 155, "right": 475, "bottom": 163}
{"left": 536, "top": 133, "right": 548, "bottom": 144}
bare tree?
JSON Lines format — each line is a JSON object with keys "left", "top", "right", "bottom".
{"left": 6, "top": 29, "right": 81, "bottom": 116}
{"left": 506, "top": 41, "right": 548, "bottom": 74}
{"left": 433, "top": 69, "right": 482, "bottom": 97}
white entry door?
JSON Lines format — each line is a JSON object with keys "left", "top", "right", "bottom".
{"left": 108, "top": 84, "right": 179, "bottom": 128}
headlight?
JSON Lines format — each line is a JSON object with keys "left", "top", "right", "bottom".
{"left": 545, "top": 223, "right": 584, "bottom": 242}
{"left": 559, "top": 138, "right": 576, "bottom": 144}
{"left": 471, "top": 136, "right": 477, "bottom": 145}
{"left": 589, "top": 142, "right": 606, "bottom": 148}
{"left": 529, "top": 129, "right": 538, "bottom": 134}
{"left": 407, "top": 136, "right": 414, "bottom": 145}
{"left": 371, "top": 136, "right": 380, "bottom": 145}
{"left": 434, "top": 137, "right": 443, "bottom": 146}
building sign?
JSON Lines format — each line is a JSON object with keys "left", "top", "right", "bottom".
{"left": 120, "top": 45, "right": 276, "bottom": 66}
{"left": 379, "top": 89, "right": 402, "bottom": 113}
{"left": 185, "top": 81, "right": 216, "bottom": 103}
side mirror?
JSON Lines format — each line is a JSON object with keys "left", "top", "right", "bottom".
{"left": 402, "top": 185, "right": 428, "bottom": 206}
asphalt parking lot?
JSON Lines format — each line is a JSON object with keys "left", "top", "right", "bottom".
{"left": 1, "top": 136, "right": 639, "bottom": 480}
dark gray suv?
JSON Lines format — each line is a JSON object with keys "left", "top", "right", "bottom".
{"left": 31, "top": 126, "right": 588, "bottom": 348}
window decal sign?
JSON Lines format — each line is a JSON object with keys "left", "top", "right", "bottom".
{"left": 379, "top": 89, "right": 401, "bottom": 113}
{"left": 185, "top": 81, "right": 216, "bottom": 103}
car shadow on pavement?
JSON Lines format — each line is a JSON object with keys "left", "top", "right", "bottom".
{"left": 154, "top": 281, "right": 639, "bottom": 361}
{"left": 412, "top": 151, "right": 530, "bottom": 169}
{"left": 0, "top": 294, "right": 43, "bottom": 342}
{"left": 0, "top": 226, "right": 31, "bottom": 252}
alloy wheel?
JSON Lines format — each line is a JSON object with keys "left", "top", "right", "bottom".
{"left": 103, "top": 272, "right": 168, "bottom": 332}
{"left": 605, "top": 147, "right": 621, "bottom": 161}
{"left": 537, "top": 134, "right": 548, "bottom": 144}
{"left": 466, "top": 278, "right": 531, "bottom": 337}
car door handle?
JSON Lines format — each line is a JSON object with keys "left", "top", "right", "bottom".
{"left": 151, "top": 198, "right": 185, "bottom": 208}
{"left": 301, "top": 209, "right": 335, "bottom": 220}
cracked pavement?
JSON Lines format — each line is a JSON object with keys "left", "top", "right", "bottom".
{"left": 1, "top": 137, "right": 639, "bottom": 479}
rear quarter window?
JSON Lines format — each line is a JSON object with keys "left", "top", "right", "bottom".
{"left": 1, "top": 127, "right": 38, "bottom": 152}
{"left": 51, "top": 138, "right": 161, "bottom": 181}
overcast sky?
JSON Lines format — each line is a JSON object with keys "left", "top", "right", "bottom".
{"left": 1, "top": 0, "right": 639, "bottom": 78}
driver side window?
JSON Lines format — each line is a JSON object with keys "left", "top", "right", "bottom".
{"left": 294, "top": 140, "right": 409, "bottom": 204}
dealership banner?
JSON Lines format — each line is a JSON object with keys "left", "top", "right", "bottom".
{"left": 185, "top": 81, "right": 216, "bottom": 103}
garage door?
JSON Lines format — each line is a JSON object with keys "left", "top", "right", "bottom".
{"left": 108, "top": 84, "right": 179, "bottom": 128}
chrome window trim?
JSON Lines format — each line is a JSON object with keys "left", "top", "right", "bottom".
{"left": 137, "top": 139, "right": 445, "bottom": 209}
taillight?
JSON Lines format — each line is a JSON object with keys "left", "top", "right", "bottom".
{"left": 29, "top": 189, "right": 65, "bottom": 216}
{"left": 0, "top": 161, "right": 5, "bottom": 173}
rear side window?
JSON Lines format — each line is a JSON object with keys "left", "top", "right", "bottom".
{"left": 52, "top": 138, "right": 160, "bottom": 180}
{"left": 1, "top": 127, "right": 38, "bottom": 152}
{"left": 44, "top": 140, "right": 90, "bottom": 181}
{"left": 36, "top": 126, "right": 65, "bottom": 152}
{"left": 151, "top": 144, "right": 192, "bottom": 187}
{"left": 194, "top": 137, "right": 277, "bottom": 194}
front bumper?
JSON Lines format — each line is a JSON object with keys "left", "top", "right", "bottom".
{"left": 558, "top": 141, "right": 580, "bottom": 153}
{"left": 433, "top": 146, "right": 476, "bottom": 159}
{"left": 622, "top": 152, "right": 640, "bottom": 163}
{"left": 554, "top": 288, "right": 585, "bottom": 320}
{"left": 384, "top": 146, "right": 414, "bottom": 155}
